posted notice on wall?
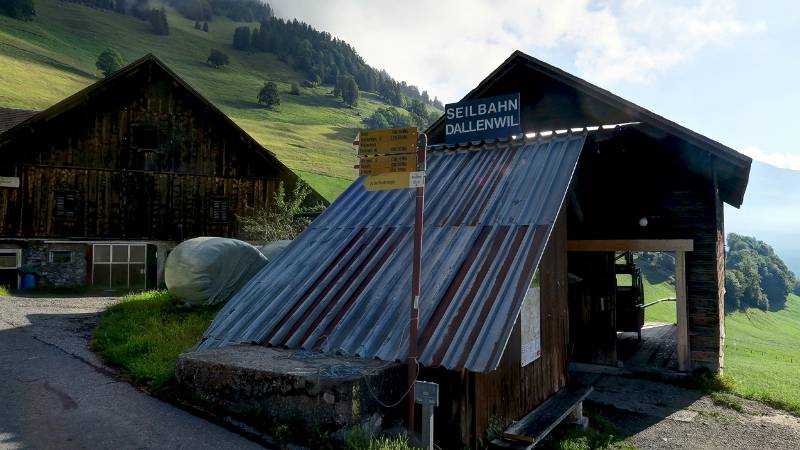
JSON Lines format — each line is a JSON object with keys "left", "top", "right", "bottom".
{"left": 520, "top": 270, "right": 541, "bottom": 367}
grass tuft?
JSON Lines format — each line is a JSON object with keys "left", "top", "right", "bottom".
{"left": 709, "top": 392, "right": 745, "bottom": 413}
{"left": 92, "top": 290, "right": 218, "bottom": 391}
{"left": 0, "top": 285, "right": 10, "bottom": 297}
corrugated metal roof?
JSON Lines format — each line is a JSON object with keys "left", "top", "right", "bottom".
{"left": 0, "top": 107, "right": 37, "bottom": 134}
{"left": 199, "top": 134, "right": 586, "bottom": 372}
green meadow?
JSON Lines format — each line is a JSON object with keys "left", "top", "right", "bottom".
{"left": 0, "top": 0, "right": 425, "bottom": 200}
{"left": 639, "top": 273, "right": 800, "bottom": 416}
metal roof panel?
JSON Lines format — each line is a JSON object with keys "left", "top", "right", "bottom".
{"left": 199, "top": 134, "right": 586, "bottom": 372}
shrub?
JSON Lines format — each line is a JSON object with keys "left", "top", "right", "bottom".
{"left": 95, "top": 48, "right": 123, "bottom": 77}
{"left": 206, "top": 49, "right": 230, "bottom": 68}
{"left": 256, "top": 81, "right": 280, "bottom": 108}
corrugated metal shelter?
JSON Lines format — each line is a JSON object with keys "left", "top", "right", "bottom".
{"left": 200, "top": 134, "right": 585, "bottom": 373}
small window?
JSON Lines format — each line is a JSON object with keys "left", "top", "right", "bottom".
{"left": 131, "top": 124, "right": 158, "bottom": 149}
{"left": 49, "top": 251, "right": 73, "bottom": 264}
{"left": 55, "top": 190, "right": 77, "bottom": 220}
{"left": 210, "top": 197, "right": 229, "bottom": 223}
{"left": 0, "top": 250, "right": 21, "bottom": 269}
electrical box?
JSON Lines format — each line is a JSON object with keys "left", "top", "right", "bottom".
{"left": 414, "top": 381, "right": 439, "bottom": 406}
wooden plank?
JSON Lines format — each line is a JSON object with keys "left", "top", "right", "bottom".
{"left": 676, "top": 250, "right": 690, "bottom": 371}
{"left": 491, "top": 384, "right": 593, "bottom": 449}
{"left": 567, "top": 239, "right": 694, "bottom": 252}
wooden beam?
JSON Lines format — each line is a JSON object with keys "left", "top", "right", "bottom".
{"left": 567, "top": 239, "right": 694, "bottom": 252}
{"left": 676, "top": 250, "right": 690, "bottom": 372}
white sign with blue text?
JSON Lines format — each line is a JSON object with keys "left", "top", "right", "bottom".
{"left": 445, "top": 93, "right": 521, "bottom": 144}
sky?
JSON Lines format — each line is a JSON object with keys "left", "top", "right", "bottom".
{"left": 268, "top": 0, "right": 800, "bottom": 171}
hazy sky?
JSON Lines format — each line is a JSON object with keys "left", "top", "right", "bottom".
{"left": 268, "top": 0, "right": 800, "bottom": 171}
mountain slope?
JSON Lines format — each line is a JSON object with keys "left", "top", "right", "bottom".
{"left": 726, "top": 160, "right": 800, "bottom": 275}
{"left": 0, "top": 0, "right": 425, "bottom": 200}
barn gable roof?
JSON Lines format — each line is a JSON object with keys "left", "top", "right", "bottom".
{"left": 0, "top": 54, "right": 324, "bottom": 203}
{"left": 199, "top": 133, "right": 586, "bottom": 372}
{"left": 0, "top": 107, "right": 37, "bottom": 135}
{"left": 426, "top": 51, "right": 751, "bottom": 207}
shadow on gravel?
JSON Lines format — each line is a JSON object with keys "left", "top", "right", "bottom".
{"left": 573, "top": 372, "right": 705, "bottom": 437}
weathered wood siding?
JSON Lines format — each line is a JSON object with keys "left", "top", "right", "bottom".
{"left": 567, "top": 131, "right": 725, "bottom": 371}
{"left": 419, "top": 210, "right": 569, "bottom": 448}
{"left": 0, "top": 59, "right": 303, "bottom": 241}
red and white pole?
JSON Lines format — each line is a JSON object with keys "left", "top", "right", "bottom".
{"left": 407, "top": 132, "right": 427, "bottom": 432}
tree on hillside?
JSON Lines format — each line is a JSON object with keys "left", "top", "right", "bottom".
{"left": 194, "top": 20, "right": 201, "bottom": 30}
{"left": 0, "top": 0, "right": 36, "bottom": 20}
{"left": 95, "top": 48, "right": 124, "bottom": 77}
{"left": 206, "top": 49, "right": 229, "bottom": 68}
{"left": 725, "top": 233, "right": 795, "bottom": 312}
{"left": 363, "top": 107, "right": 414, "bottom": 129}
{"left": 232, "top": 26, "right": 251, "bottom": 50}
{"left": 236, "top": 180, "right": 317, "bottom": 243}
{"left": 202, "top": 21, "right": 209, "bottom": 32}
{"left": 257, "top": 81, "right": 280, "bottom": 108}
{"left": 149, "top": 8, "right": 169, "bottom": 35}
{"left": 340, "top": 75, "right": 359, "bottom": 107}
{"left": 289, "top": 82, "right": 300, "bottom": 96}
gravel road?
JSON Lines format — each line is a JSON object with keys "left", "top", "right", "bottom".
{"left": 575, "top": 372, "right": 800, "bottom": 449}
{"left": 0, "top": 293, "right": 264, "bottom": 450}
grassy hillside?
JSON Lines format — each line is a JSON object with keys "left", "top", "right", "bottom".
{"left": 724, "top": 294, "right": 800, "bottom": 415}
{"left": 0, "top": 0, "right": 426, "bottom": 200}
{"left": 638, "top": 272, "right": 800, "bottom": 416}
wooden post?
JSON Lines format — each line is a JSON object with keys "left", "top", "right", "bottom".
{"left": 676, "top": 250, "right": 690, "bottom": 371}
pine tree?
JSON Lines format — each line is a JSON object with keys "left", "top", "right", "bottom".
{"left": 289, "top": 82, "right": 300, "bottom": 95}
{"left": 194, "top": 20, "right": 201, "bottom": 30}
{"left": 232, "top": 26, "right": 251, "bottom": 51}
{"left": 340, "top": 76, "right": 359, "bottom": 107}
{"left": 202, "top": 21, "right": 209, "bottom": 32}
{"left": 160, "top": 8, "right": 169, "bottom": 35}
{"left": 149, "top": 8, "right": 168, "bottom": 35}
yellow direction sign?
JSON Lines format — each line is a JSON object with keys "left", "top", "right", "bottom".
{"left": 358, "top": 127, "right": 418, "bottom": 155}
{"left": 359, "top": 154, "right": 416, "bottom": 176}
{"left": 364, "top": 171, "right": 425, "bottom": 191}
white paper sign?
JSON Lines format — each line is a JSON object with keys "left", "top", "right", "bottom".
{"left": 520, "top": 270, "right": 541, "bottom": 366}
{"left": 0, "top": 177, "right": 20, "bottom": 188}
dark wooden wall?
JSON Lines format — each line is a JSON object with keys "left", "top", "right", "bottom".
{"left": 419, "top": 210, "right": 569, "bottom": 448}
{"left": 567, "top": 131, "right": 725, "bottom": 371}
{"left": 0, "top": 61, "right": 303, "bottom": 241}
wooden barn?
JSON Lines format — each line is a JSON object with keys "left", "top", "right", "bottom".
{"left": 0, "top": 54, "right": 323, "bottom": 291}
{"left": 180, "top": 50, "right": 751, "bottom": 448}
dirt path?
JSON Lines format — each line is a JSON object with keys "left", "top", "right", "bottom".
{"left": 0, "top": 294, "right": 265, "bottom": 450}
{"left": 575, "top": 373, "right": 800, "bottom": 449}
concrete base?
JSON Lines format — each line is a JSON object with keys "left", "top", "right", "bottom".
{"left": 176, "top": 345, "right": 405, "bottom": 432}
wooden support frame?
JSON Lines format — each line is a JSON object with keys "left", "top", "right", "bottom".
{"left": 567, "top": 239, "right": 693, "bottom": 372}
{"left": 567, "top": 239, "right": 693, "bottom": 252}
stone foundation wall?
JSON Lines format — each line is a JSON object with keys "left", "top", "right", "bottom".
{"left": 176, "top": 345, "right": 406, "bottom": 434}
{"left": 22, "top": 243, "right": 89, "bottom": 287}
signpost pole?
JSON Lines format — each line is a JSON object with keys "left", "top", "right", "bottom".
{"left": 407, "top": 133, "right": 427, "bottom": 433}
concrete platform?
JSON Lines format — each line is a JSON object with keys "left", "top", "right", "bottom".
{"left": 176, "top": 345, "right": 405, "bottom": 431}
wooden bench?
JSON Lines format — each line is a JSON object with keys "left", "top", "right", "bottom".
{"left": 490, "top": 384, "right": 594, "bottom": 449}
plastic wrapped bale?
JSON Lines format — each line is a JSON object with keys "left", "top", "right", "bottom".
{"left": 258, "top": 240, "right": 292, "bottom": 262}
{"left": 165, "top": 237, "right": 268, "bottom": 306}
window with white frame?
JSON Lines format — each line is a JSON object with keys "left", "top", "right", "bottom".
{"left": 49, "top": 250, "right": 73, "bottom": 264}
{"left": 0, "top": 249, "right": 21, "bottom": 269}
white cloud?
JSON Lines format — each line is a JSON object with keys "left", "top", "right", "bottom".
{"left": 741, "top": 147, "right": 800, "bottom": 171}
{"left": 267, "top": 0, "right": 762, "bottom": 103}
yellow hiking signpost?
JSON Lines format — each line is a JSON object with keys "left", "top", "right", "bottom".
{"left": 357, "top": 127, "right": 418, "bottom": 155}
{"left": 354, "top": 127, "right": 429, "bottom": 435}
{"left": 355, "top": 127, "right": 425, "bottom": 192}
